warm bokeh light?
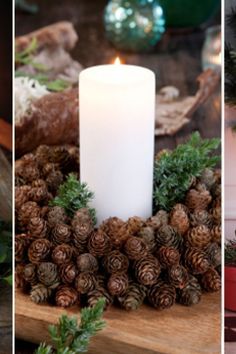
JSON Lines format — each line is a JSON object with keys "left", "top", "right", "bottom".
{"left": 114, "top": 57, "right": 121, "bottom": 65}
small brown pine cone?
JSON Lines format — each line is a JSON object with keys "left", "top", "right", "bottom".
{"left": 211, "top": 225, "right": 221, "bottom": 244}
{"left": 88, "top": 229, "right": 112, "bottom": 257}
{"left": 184, "top": 248, "right": 210, "bottom": 274}
{"left": 23, "top": 263, "right": 37, "bottom": 284}
{"left": 211, "top": 197, "right": 221, "bottom": 209}
{"left": 45, "top": 170, "right": 63, "bottom": 194}
{"left": 156, "top": 225, "right": 182, "bottom": 250}
{"left": 30, "top": 284, "right": 52, "bottom": 304}
{"left": 147, "top": 210, "right": 169, "bottom": 230}
{"left": 211, "top": 183, "right": 221, "bottom": 200}
{"left": 107, "top": 273, "right": 129, "bottom": 296}
{"left": 87, "top": 286, "right": 113, "bottom": 309}
{"left": 15, "top": 186, "right": 31, "bottom": 210}
{"left": 72, "top": 208, "right": 92, "bottom": 222}
{"left": 168, "top": 265, "right": 189, "bottom": 289}
{"left": 177, "top": 275, "right": 202, "bottom": 306}
{"left": 41, "top": 162, "right": 60, "bottom": 178}
{"left": 60, "top": 262, "right": 78, "bottom": 284}
{"left": 75, "top": 272, "right": 97, "bottom": 294}
{"left": 51, "top": 223, "right": 71, "bottom": 245}
{"left": 99, "top": 217, "right": 129, "bottom": 249}
{"left": 28, "top": 239, "right": 51, "bottom": 264}
{"left": 185, "top": 188, "right": 212, "bottom": 212}
{"left": 199, "top": 168, "right": 216, "bottom": 190}
{"left": 200, "top": 268, "right": 221, "bottom": 292}
{"left": 15, "top": 234, "right": 30, "bottom": 262}
{"left": 118, "top": 282, "right": 146, "bottom": 311}
{"left": 55, "top": 285, "right": 78, "bottom": 307}
{"left": 27, "top": 217, "right": 48, "bottom": 239}
{"left": 148, "top": 280, "right": 176, "bottom": 310}
{"left": 138, "top": 226, "right": 156, "bottom": 253}
{"left": 170, "top": 204, "right": 189, "bottom": 236}
{"left": 41, "top": 206, "right": 50, "bottom": 219}
{"left": 213, "top": 168, "right": 221, "bottom": 184}
{"left": 17, "top": 202, "right": 41, "bottom": 230}
{"left": 124, "top": 237, "right": 148, "bottom": 261}
{"left": 103, "top": 250, "right": 129, "bottom": 274}
{"left": 49, "top": 146, "right": 72, "bottom": 172}
{"left": 17, "top": 154, "right": 40, "bottom": 183}
{"left": 127, "top": 216, "right": 145, "bottom": 235}
{"left": 37, "top": 262, "right": 59, "bottom": 288}
{"left": 52, "top": 244, "right": 73, "bottom": 265}
{"left": 134, "top": 255, "right": 161, "bottom": 286}
{"left": 185, "top": 225, "right": 211, "bottom": 248}
{"left": 15, "top": 264, "right": 26, "bottom": 289}
{"left": 157, "top": 246, "right": 180, "bottom": 268}
{"left": 67, "top": 146, "right": 80, "bottom": 171}
{"left": 35, "top": 145, "right": 51, "bottom": 166}
{"left": 205, "top": 242, "right": 221, "bottom": 268}
{"left": 72, "top": 211, "right": 94, "bottom": 252}
{"left": 76, "top": 253, "right": 98, "bottom": 273}
{"left": 210, "top": 207, "right": 221, "bottom": 225}
{"left": 47, "top": 206, "right": 68, "bottom": 229}
{"left": 28, "top": 186, "right": 49, "bottom": 204}
{"left": 190, "top": 210, "right": 213, "bottom": 228}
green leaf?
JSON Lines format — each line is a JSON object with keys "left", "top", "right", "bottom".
{"left": 3, "top": 274, "right": 12, "bottom": 286}
{"left": 35, "top": 343, "right": 52, "bottom": 354}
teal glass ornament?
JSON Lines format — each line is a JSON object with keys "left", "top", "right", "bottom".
{"left": 104, "top": 0, "right": 165, "bottom": 53}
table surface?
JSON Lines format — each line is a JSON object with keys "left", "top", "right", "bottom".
{"left": 15, "top": 1, "right": 221, "bottom": 353}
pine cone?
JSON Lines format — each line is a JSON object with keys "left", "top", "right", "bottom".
{"left": 42, "top": 162, "right": 60, "bottom": 178}
{"left": 75, "top": 272, "right": 97, "bottom": 294}
{"left": 210, "top": 206, "right": 221, "bottom": 225}
{"left": 185, "top": 188, "right": 212, "bottom": 211}
{"left": 185, "top": 225, "right": 211, "bottom": 248}
{"left": 107, "top": 273, "right": 129, "bottom": 296}
{"left": 184, "top": 248, "right": 210, "bottom": 274}
{"left": 190, "top": 210, "right": 213, "bottom": 228}
{"left": 37, "top": 262, "right": 59, "bottom": 288}
{"left": 15, "top": 264, "right": 26, "bottom": 289}
{"left": 27, "top": 217, "right": 48, "bottom": 239}
{"left": 170, "top": 204, "right": 189, "bottom": 235}
{"left": 177, "top": 275, "right": 202, "bottom": 306}
{"left": 52, "top": 244, "right": 73, "bottom": 265}
{"left": 41, "top": 206, "right": 50, "bottom": 219}
{"left": 35, "top": 145, "right": 51, "bottom": 166}
{"left": 168, "top": 265, "right": 189, "bottom": 289}
{"left": 50, "top": 146, "right": 73, "bottom": 172}
{"left": 28, "top": 186, "right": 49, "bottom": 204}
{"left": 124, "top": 237, "right": 148, "bottom": 260}
{"left": 100, "top": 217, "right": 129, "bottom": 249}
{"left": 157, "top": 246, "right": 180, "bottom": 268}
{"left": 103, "top": 250, "right": 129, "bottom": 274}
{"left": 15, "top": 234, "right": 30, "bottom": 262}
{"left": 205, "top": 242, "right": 221, "bottom": 268}
{"left": 51, "top": 223, "right": 71, "bottom": 245}
{"left": 211, "top": 183, "right": 221, "bottom": 200}
{"left": 211, "top": 225, "right": 221, "bottom": 244}
{"left": 23, "top": 264, "right": 37, "bottom": 284}
{"left": 15, "top": 186, "right": 31, "bottom": 210}
{"left": 30, "top": 284, "right": 52, "bottom": 304}
{"left": 47, "top": 206, "right": 68, "bottom": 229}
{"left": 55, "top": 285, "right": 78, "bottom": 307}
{"left": 200, "top": 268, "right": 221, "bottom": 292}
{"left": 28, "top": 239, "right": 51, "bottom": 264}
{"left": 87, "top": 286, "right": 113, "bottom": 309}
{"left": 134, "top": 255, "right": 161, "bottom": 286}
{"left": 118, "top": 282, "right": 146, "bottom": 311}
{"left": 156, "top": 225, "right": 182, "bottom": 250}
{"left": 17, "top": 202, "right": 41, "bottom": 230}
{"left": 147, "top": 210, "right": 169, "bottom": 230}
{"left": 60, "top": 262, "right": 78, "bottom": 284}
{"left": 46, "top": 170, "right": 63, "bottom": 194}
{"left": 88, "top": 229, "right": 112, "bottom": 257}
{"left": 72, "top": 211, "right": 94, "bottom": 252}
{"left": 138, "top": 226, "right": 156, "bottom": 253}
{"left": 148, "top": 280, "right": 176, "bottom": 310}
{"left": 17, "top": 154, "right": 40, "bottom": 183}
{"left": 76, "top": 253, "right": 98, "bottom": 273}
{"left": 127, "top": 216, "right": 145, "bottom": 235}
{"left": 199, "top": 168, "right": 216, "bottom": 190}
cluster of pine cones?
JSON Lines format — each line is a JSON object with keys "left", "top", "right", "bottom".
{"left": 15, "top": 145, "right": 221, "bottom": 311}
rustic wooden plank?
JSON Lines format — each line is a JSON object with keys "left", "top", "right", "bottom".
{"left": 0, "top": 287, "right": 12, "bottom": 354}
{"left": 0, "top": 149, "right": 12, "bottom": 221}
{"left": 16, "top": 290, "right": 221, "bottom": 354}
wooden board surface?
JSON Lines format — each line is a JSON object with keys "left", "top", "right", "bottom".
{"left": 0, "top": 287, "right": 12, "bottom": 354}
{"left": 16, "top": 290, "right": 221, "bottom": 354}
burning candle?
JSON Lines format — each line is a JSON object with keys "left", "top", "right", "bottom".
{"left": 79, "top": 58, "right": 155, "bottom": 224}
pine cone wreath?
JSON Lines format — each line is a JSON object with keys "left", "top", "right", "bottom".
{"left": 28, "top": 239, "right": 51, "bottom": 264}
{"left": 51, "top": 223, "right": 71, "bottom": 245}
{"left": 156, "top": 225, "right": 182, "bottom": 250}
{"left": 124, "top": 236, "right": 148, "bottom": 260}
{"left": 118, "top": 282, "right": 146, "bottom": 311}
{"left": 168, "top": 265, "right": 189, "bottom": 289}
{"left": 148, "top": 280, "right": 176, "bottom": 310}
{"left": 169, "top": 204, "right": 189, "bottom": 236}
{"left": 37, "top": 262, "right": 59, "bottom": 288}
{"left": 30, "top": 284, "right": 52, "bottom": 304}
{"left": 52, "top": 244, "right": 74, "bottom": 265}
{"left": 47, "top": 206, "right": 68, "bottom": 229}
{"left": 23, "top": 263, "right": 37, "bottom": 285}
{"left": 147, "top": 210, "right": 169, "bottom": 230}
{"left": 185, "top": 187, "right": 212, "bottom": 212}
{"left": 100, "top": 217, "right": 129, "bottom": 249}
{"left": 60, "top": 262, "right": 78, "bottom": 284}
{"left": 134, "top": 255, "right": 161, "bottom": 286}
{"left": 87, "top": 286, "right": 113, "bottom": 310}
{"left": 88, "top": 229, "right": 112, "bottom": 257}
{"left": 157, "top": 246, "right": 180, "bottom": 268}
{"left": 185, "top": 225, "right": 211, "bottom": 248}
{"left": 55, "top": 285, "right": 78, "bottom": 307}
{"left": 15, "top": 186, "right": 31, "bottom": 210}
{"left": 184, "top": 248, "right": 210, "bottom": 274}
{"left": 103, "top": 250, "right": 129, "bottom": 275}
{"left": 107, "top": 273, "right": 129, "bottom": 296}
{"left": 76, "top": 253, "right": 99, "bottom": 273}
{"left": 200, "top": 268, "right": 221, "bottom": 292}
{"left": 211, "top": 225, "right": 221, "bottom": 244}
{"left": 177, "top": 275, "right": 202, "bottom": 306}
{"left": 190, "top": 210, "right": 213, "bottom": 228}
{"left": 138, "top": 226, "right": 156, "bottom": 253}
{"left": 17, "top": 202, "right": 41, "bottom": 230}
{"left": 127, "top": 216, "right": 145, "bottom": 235}
{"left": 205, "top": 242, "right": 221, "bottom": 268}
{"left": 75, "top": 272, "right": 97, "bottom": 294}
{"left": 27, "top": 217, "right": 48, "bottom": 239}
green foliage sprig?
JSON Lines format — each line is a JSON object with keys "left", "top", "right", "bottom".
{"left": 50, "top": 174, "right": 96, "bottom": 224}
{"left": 225, "top": 237, "right": 236, "bottom": 266}
{"left": 153, "top": 132, "right": 220, "bottom": 212}
{"left": 0, "top": 220, "right": 12, "bottom": 286}
{"left": 35, "top": 298, "right": 106, "bottom": 354}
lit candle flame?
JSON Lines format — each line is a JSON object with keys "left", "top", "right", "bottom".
{"left": 114, "top": 57, "right": 121, "bottom": 65}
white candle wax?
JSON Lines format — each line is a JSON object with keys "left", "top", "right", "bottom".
{"left": 79, "top": 63, "right": 155, "bottom": 225}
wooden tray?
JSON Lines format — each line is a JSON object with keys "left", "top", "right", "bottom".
{"left": 16, "top": 290, "right": 221, "bottom": 354}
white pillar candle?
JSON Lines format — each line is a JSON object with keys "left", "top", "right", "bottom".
{"left": 79, "top": 60, "right": 155, "bottom": 225}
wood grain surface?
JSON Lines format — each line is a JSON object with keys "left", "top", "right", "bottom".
{"left": 16, "top": 290, "right": 221, "bottom": 354}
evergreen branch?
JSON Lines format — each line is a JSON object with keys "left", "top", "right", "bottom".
{"left": 153, "top": 132, "right": 220, "bottom": 212}
{"left": 0, "top": 220, "right": 12, "bottom": 285}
